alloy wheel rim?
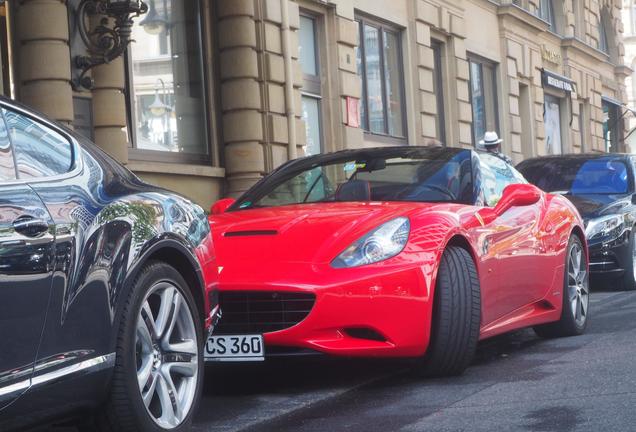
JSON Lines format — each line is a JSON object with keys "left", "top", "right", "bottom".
{"left": 567, "top": 243, "right": 589, "bottom": 327}
{"left": 136, "top": 282, "right": 199, "bottom": 429}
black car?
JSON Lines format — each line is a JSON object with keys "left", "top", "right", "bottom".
{"left": 0, "top": 98, "right": 220, "bottom": 431}
{"left": 518, "top": 154, "right": 636, "bottom": 290}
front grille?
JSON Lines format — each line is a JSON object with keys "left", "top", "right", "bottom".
{"left": 215, "top": 291, "right": 315, "bottom": 334}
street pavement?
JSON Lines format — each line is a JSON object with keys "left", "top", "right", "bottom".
{"left": 42, "top": 289, "right": 636, "bottom": 432}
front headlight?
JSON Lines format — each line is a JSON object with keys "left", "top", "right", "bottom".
{"left": 585, "top": 215, "right": 625, "bottom": 240}
{"left": 331, "top": 217, "right": 410, "bottom": 268}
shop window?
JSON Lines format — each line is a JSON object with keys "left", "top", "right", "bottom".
{"left": 544, "top": 94, "right": 563, "bottom": 155}
{"left": 356, "top": 16, "right": 406, "bottom": 140}
{"left": 468, "top": 55, "right": 499, "bottom": 146}
{"left": 432, "top": 40, "right": 446, "bottom": 145}
{"left": 126, "top": 0, "right": 210, "bottom": 162}
{"left": 299, "top": 13, "right": 322, "bottom": 156}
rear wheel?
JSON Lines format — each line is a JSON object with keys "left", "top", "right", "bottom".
{"left": 94, "top": 261, "right": 204, "bottom": 432}
{"left": 534, "top": 235, "right": 589, "bottom": 338}
{"left": 421, "top": 246, "right": 481, "bottom": 377}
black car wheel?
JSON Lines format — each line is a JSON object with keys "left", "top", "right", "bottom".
{"left": 94, "top": 261, "right": 204, "bottom": 432}
{"left": 420, "top": 246, "right": 481, "bottom": 377}
{"left": 616, "top": 228, "right": 636, "bottom": 291}
{"left": 535, "top": 235, "right": 589, "bottom": 338}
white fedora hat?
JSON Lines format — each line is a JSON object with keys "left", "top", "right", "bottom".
{"left": 479, "top": 131, "right": 503, "bottom": 146}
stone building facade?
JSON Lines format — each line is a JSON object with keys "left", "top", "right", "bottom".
{"left": 0, "top": 0, "right": 629, "bottom": 208}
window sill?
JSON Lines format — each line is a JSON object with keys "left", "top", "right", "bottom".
{"left": 497, "top": 4, "right": 551, "bottom": 34}
{"left": 363, "top": 131, "right": 407, "bottom": 146}
{"left": 126, "top": 161, "right": 226, "bottom": 178}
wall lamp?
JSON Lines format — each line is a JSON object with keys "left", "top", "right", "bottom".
{"left": 72, "top": 0, "right": 148, "bottom": 90}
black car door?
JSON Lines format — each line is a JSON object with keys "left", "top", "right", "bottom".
{"left": 0, "top": 119, "right": 55, "bottom": 409}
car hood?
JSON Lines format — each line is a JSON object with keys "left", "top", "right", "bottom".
{"left": 209, "top": 202, "right": 430, "bottom": 265}
{"left": 563, "top": 194, "right": 631, "bottom": 222}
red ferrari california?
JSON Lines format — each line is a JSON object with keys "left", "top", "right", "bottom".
{"left": 206, "top": 147, "right": 588, "bottom": 376}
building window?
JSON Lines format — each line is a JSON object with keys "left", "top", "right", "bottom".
{"left": 299, "top": 13, "right": 322, "bottom": 156}
{"left": 630, "top": 4, "right": 636, "bottom": 35}
{"left": 603, "top": 99, "right": 621, "bottom": 153}
{"left": 538, "top": 0, "right": 555, "bottom": 30}
{"left": 544, "top": 94, "right": 563, "bottom": 155}
{"left": 432, "top": 40, "right": 446, "bottom": 146}
{"left": 468, "top": 55, "right": 499, "bottom": 146}
{"left": 599, "top": 13, "right": 609, "bottom": 54}
{"left": 356, "top": 16, "right": 406, "bottom": 140}
{"left": 127, "top": 0, "right": 209, "bottom": 161}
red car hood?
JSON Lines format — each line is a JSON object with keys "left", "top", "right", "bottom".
{"left": 209, "top": 202, "right": 430, "bottom": 265}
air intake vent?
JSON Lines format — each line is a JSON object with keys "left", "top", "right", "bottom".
{"left": 224, "top": 230, "right": 278, "bottom": 237}
{"left": 215, "top": 291, "right": 315, "bottom": 334}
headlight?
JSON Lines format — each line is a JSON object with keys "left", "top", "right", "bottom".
{"left": 585, "top": 215, "right": 625, "bottom": 240}
{"left": 331, "top": 217, "right": 410, "bottom": 268}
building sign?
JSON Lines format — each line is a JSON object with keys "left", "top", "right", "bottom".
{"left": 541, "top": 45, "right": 562, "bottom": 65}
{"left": 542, "top": 69, "right": 575, "bottom": 93}
{"left": 73, "top": 96, "right": 94, "bottom": 140}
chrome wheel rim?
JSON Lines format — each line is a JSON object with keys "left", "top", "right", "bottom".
{"left": 136, "top": 282, "right": 199, "bottom": 429}
{"left": 567, "top": 242, "right": 589, "bottom": 327}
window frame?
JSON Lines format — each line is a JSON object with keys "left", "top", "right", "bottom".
{"left": 467, "top": 53, "right": 500, "bottom": 147}
{"left": 0, "top": 100, "right": 82, "bottom": 186}
{"left": 124, "top": 0, "right": 217, "bottom": 166}
{"left": 431, "top": 39, "right": 446, "bottom": 146}
{"left": 538, "top": 0, "right": 555, "bottom": 31}
{"left": 299, "top": 10, "right": 324, "bottom": 156}
{"left": 355, "top": 13, "right": 407, "bottom": 143}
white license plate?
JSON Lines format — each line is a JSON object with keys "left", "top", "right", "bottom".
{"left": 204, "top": 334, "right": 265, "bottom": 361}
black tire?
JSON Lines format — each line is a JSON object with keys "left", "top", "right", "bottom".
{"left": 421, "top": 246, "right": 481, "bottom": 377}
{"left": 615, "top": 229, "right": 636, "bottom": 291}
{"left": 534, "top": 235, "right": 589, "bottom": 338}
{"left": 93, "top": 261, "right": 204, "bottom": 432}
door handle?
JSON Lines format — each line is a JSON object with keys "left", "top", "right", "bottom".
{"left": 13, "top": 215, "right": 50, "bottom": 238}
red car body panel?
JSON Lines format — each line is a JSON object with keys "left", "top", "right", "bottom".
{"left": 210, "top": 194, "right": 585, "bottom": 358}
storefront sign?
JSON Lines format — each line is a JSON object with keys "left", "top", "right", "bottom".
{"left": 542, "top": 70, "right": 575, "bottom": 93}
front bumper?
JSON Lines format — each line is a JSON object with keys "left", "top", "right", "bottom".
{"left": 215, "top": 262, "right": 433, "bottom": 358}
{"left": 588, "top": 230, "right": 631, "bottom": 279}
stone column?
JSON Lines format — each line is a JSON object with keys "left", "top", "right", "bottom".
{"left": 16, "top": 0, "right": 73, "bottom": 124}
{"left": 218, "top": 0, "right": 265, "bottom": 196}
{"left": 92, "top": 57, "right": 129, "bottom": 163}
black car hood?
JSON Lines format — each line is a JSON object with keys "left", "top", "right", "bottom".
{"left": 564, "top": 194, "right": 631, "bottom": 221}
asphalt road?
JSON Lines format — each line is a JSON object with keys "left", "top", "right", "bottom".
{"left": 193, "top": 289, "right": 636, "bottom": 432}
{"left": 39, "top": 289, "right": 636, "bottom": 432}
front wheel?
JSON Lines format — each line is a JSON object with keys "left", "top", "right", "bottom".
{"left": 535, "top": 235, "right": 589, "bottom": 338}
{"left": 95, "top": 261, "right": 204, "bottom": 432}
{"left": 616, "top": 228, "right": 636, "bottom": 291}
{"left": 420, "top": 246, "right": 481, "bottom": 377}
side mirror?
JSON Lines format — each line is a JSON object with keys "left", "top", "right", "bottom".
{"left": 211, "top": 198, "right": 236, "bottom": 215}
{"left": 493, "top": 183, "right": 542, "bottom": 216}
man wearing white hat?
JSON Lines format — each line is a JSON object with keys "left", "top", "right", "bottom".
{"left": 479, "top": 131, "right": 512, "bottom": 164}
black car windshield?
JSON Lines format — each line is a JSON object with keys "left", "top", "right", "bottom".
{"left": 518, "top": 158, "right": 630, "bottom": 195}
{"left": 233, "top": 148, "right": 474, "bottom": 210}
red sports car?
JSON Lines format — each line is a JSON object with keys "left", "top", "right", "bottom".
{"left": 206, "top": 147, "right": 588, "bottom": 376}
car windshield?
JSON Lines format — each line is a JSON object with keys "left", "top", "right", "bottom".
{"left": 233, "top": 148, "right": 474, "bottom": 209}
{"left": 518, "top": 158, "right": 630, "bottom": 195}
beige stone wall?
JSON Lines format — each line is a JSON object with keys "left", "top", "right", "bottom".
{"left": 6, "top": 0, "right": 631, "bottom": 208}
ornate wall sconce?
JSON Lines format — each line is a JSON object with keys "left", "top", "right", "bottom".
{"left": 71, "top": 0, "right": 148, "bottom": 90}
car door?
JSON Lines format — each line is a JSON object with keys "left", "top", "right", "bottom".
{"left": 0, "top": 118, "right": 55, "bottom": 409}
{"left": 479, "top": 153, "right": 543, "bottom": 320}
